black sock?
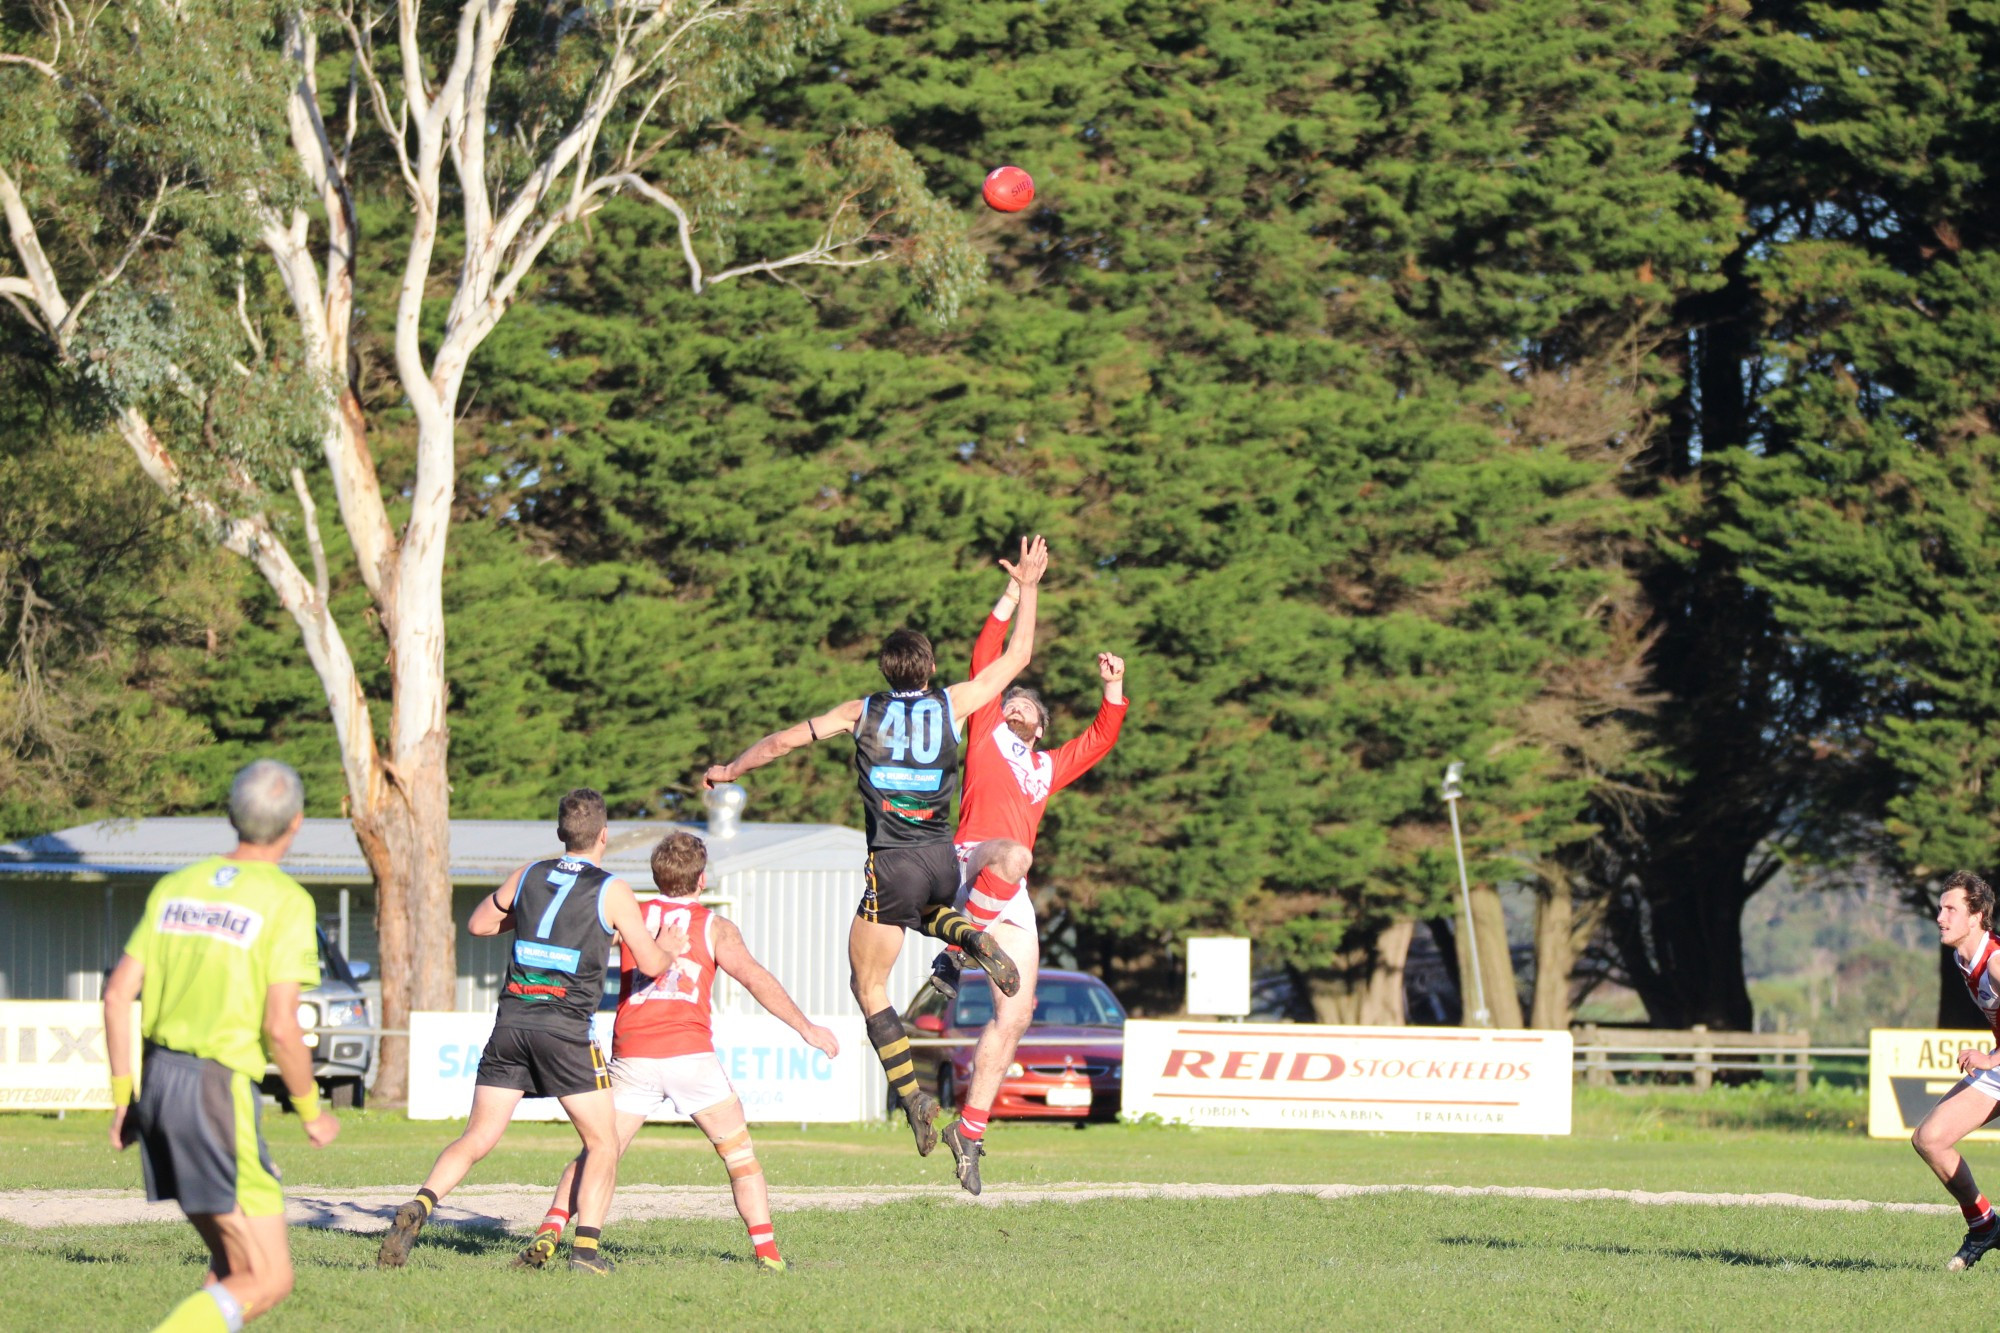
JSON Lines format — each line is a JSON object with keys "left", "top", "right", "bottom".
{"left": 865, "top": 1007, "right": 920, "bottom": 1105}
{"left": 573, "top": 1224, "right": 601, "bottom": 1255}
{"left": 414, "top": 1187, "right": 439, "bottom": 1215}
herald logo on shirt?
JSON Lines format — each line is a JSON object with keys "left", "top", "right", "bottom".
{"left": 158, "top": 899, "right": 265, "bottom": 947}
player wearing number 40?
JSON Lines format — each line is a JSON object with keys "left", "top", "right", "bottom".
{"left": 704, "top": 536, "right": 1051, "bottom": 1161}
{"left": 376, "top": 789, "right": 690, "bottom": 1275}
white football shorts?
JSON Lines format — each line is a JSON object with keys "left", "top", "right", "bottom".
{"left": 609, "top": 1052, "right": 736, "bottom": 1119}
{"left": 1968, "top": 1065, "right": 2000, "bottom": 1102}
{"left": 953, "top": 840, "right": 1035, "bottom": 933}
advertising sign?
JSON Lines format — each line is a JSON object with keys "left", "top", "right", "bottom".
{"left": 1868, "top": 1028, "right": 2000, "bottom": 1141}
{"left": 407, "top": 1010, "right": 872, "bottom": 1122}
{"left": 0, "top": 1001, "right": 141, "bottom": 1111}
{"left": 1121, "top": 1020, "right": 1572, "bottom": 1135}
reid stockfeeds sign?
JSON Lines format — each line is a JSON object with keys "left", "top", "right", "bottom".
{"left": 1121, "top": 1021, "right": 1572, "bottom": 1134}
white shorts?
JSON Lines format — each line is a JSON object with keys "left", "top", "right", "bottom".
{"left": 1970, "top": 1066, "right": 2000, "bottom": 1102}
{"left": 953, "top": 841, "right": 1035, "bottom": 933}
{"left": 609, "top": 1052, "right": 736, "bottom": 1119}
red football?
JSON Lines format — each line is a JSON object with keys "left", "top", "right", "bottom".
{"left": 982, "top": 165, "right": 1035, "bottom": 213}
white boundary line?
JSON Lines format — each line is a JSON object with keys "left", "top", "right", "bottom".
{"left": 0, "top": 1181, "right": 1959, "bottom": 1231}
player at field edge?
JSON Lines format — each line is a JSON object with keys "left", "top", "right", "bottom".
{"left": 102, "top": 759, "right": 340, "bottom": 1333}
{"left": 518, "top": 831, "right": 839, "bottom": 1273}
{"left": 376, "top": 789, "right": 685, "bottom": 1275}
{"left": 702, "top": 535, "right": 1049, "bottom": 1158}
{"left": 932, "top": 572, "right": 1128, "bottom": 1194}
{"left": 1914, "top": 870, "right": 2000, "bottom": 1271}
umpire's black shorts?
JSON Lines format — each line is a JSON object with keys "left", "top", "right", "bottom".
{"left": 132, "top": 1044, "right": 284, "bottom": 1217}
{"left": 857, "top": 841, "right": 962, "bottom": 930}
{"left": 475, "top": 1024, "right": 609, "bottom": 1099}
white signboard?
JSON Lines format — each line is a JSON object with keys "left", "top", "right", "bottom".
{"left": 1868, "top": 1028, "right": 1999, "bottom": 1141}
{"left": 1121, "top": 1020, "right": 1572, "bottom": 1135}
{"left": 0, "top": 1001, "right": 141, "bottom": 1111}
{"left": 1185, "top": 937, "right": 1252, "bottom": 1017}
{"left": 407, "top": 1010, "right": 872, "bottom": 1122}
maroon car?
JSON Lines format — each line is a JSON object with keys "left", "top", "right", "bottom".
{"left": 902, "top": 969, "right": 1126, "bottom": 1121}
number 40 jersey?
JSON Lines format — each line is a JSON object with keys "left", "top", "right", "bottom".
{"left": 853, "top": 686, "right": 963, "bottom": 849}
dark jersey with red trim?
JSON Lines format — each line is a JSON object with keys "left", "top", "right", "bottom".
{"left": 1959, "top": 932, "right": 2000, "bottom": 1042}
{"left": 494, "top": 857, "right": 615, "bottom": 1038}
{"left": 853, "top": 687, "right": 962, "bottom": 849}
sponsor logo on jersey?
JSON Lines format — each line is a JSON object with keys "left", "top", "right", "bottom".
{"left": 513, "top": 940, "right": 584, "bottom": 972}
{"left": 869, "top": 765, "right": 943, "bottom": 792}
{"left": 211, "top": 865, "right": 239, "bottom": 887}
{"left": 505, "top": 968, "right": 569, "bottom": 1002}
{"left": 882, "top": 797, "right": 938, "bottom": 820}
{"left": 158, "top": 899, "right": 265, "bottom": 947}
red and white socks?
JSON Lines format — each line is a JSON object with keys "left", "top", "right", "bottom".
{"left": 963, "top": 867, "right": 1019, "bottom": 935}
{"left": 748, "top": 1222, "right": 781, "bottom": 1263}
{"left": 1964, "top": 1195, "right": 1995, "bottom": 1230}
{"left": 957, "top": 1104, "right": 991, "bottom": 1143}
{"left": 536, "top": 1206, "right": 569, "bottom": 1241}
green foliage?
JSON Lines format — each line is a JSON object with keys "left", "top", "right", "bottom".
{"left": 1715, "top": 1, "right": 2000, "bottom": 878}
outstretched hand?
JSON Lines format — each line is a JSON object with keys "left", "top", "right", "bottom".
{"left": 998, "top": 534, "right": 1050, "bottom": 588}
{"left": 803, "top": 1023, "right": 841, "bottom": 1058}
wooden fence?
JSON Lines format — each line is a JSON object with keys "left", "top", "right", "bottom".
{"left": 1570, "top": 1024, "right": 1867, "bottom": 1091}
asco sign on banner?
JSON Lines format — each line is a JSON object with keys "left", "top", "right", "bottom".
{"left": 1121, "top": 1021, "right": 1572, "bottom": 1135}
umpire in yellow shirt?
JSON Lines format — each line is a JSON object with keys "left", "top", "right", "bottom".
{"left": 103, "top": 759, "right": 340, "bottom": 1333}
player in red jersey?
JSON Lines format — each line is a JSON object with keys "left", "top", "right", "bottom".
{"left": 519, "top": 831, "right": 838, "bottom": 1274}
{"left": 934, "top": 573, "right": 1128, "bottom": 1194}
{"left": 1915, "top": 870, "right": 2000, "bottom": 1271}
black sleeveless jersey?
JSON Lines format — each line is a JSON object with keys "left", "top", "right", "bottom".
{"left": 854, "top": 687, "right": 963, "bottom": 848}
{"left": 494, "top": 857, "right": 616, "bottom": 1037}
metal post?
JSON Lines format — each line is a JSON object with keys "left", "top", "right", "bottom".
{"left": 339, "top": 888, "right": 351, "bottom": 959}
{"left": 1442, "top": 762, "right": 1490, "bottom": 1026}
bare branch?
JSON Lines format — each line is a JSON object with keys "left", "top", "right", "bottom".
{"left": 290, "top": 466, "right": 332, "bottom": 609}
{"left": 0, "top": 52, "right": 61, "bottom": 80}
{"left": 234, "top": 264, "right": 266, "bottom": 362}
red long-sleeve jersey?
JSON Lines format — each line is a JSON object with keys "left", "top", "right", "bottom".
{"left": 954, "top": 611, "right": 1127, "bottom": 848}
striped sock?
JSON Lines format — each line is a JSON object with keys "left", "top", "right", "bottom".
{"left": 415, "top": 1187, "right": 438, "bottom": 1215}
{"left": 1965, "top": 1195, "right": 1995, "bottom": 1227}
{"left": 537, "top": 1206, "right": 569, "bottom": 1238}
{"left": 865, "top": 1007, "right": 920, "bottom": 1105}
{"left": 572, "top": 1225, "right": 601, "bottom": 1257}
{"left": 958, "top": 1104, "right": 991, "bottom": 1143}
{"left": 919, "top": 904, "right": 984, "bottom": 949}
{"left": 747, "top": 1223, "right": 781, "bottom": 1261}
{"left": 963, "top": 867, "right": 1020, "bottom": 934}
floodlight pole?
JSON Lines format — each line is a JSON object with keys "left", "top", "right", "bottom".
{"left": 1442, "top": 761, "right": 1491, "bottom": 1027}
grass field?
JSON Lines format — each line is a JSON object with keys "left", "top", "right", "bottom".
{"left": 1, "top": 1085, "right": 1986, "bottom": 1331}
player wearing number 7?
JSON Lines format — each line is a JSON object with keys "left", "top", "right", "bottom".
{"left": 518, "top": 832, "right": 839, "bottom": 1273}
{"left": 377, "top": 789, "right": 687, "bottom": 1274}
{"left": 704, "top": 535, "right": 1050, "bottom": 1157}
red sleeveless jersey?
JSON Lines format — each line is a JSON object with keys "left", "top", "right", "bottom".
{"left": 613, "top": 897, "right": 717, "bottom": 1058}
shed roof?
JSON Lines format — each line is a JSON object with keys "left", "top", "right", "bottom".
{"left": 0, "top": 817, "right": 863, "bottom": 886}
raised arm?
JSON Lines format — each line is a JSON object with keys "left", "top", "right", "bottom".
{"left": 1049, "top": 652, "right": 1131, "bottom": 792}
{"left": 469, "top": 863, "right": 529, "bottom": 937}
{"left": 712, "top": 915, "right": 840, "bottom": 1057}
{"left": 704, "top": 698, "right": 865, "bottom": 790}
{"left": 970, "top": 578, "right": 1020, "bottom": 676}
{"left": 948, "top": 535, "right": 1049, "bottom": 719}
{"left": 603, "top": 878, "right": 686, "bottom": 978}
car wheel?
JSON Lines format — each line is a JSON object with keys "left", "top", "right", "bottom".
{"left": 938, "top": 1067, "right": 957, "bottom": 1111}
{"left": 328, "top": 1079, "right": 364, "bottom": 1110}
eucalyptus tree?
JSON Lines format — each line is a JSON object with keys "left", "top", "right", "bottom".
{"left": 0, "top": 0, "right": 975, "bottom": 1095}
